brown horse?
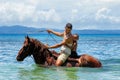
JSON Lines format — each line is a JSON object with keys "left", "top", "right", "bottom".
{"left": 16, "top": 36, "right": 102, "bottom": 68}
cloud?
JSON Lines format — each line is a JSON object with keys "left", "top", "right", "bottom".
{"left": 0, "top": 0, "right": 120, "bottom": 29}
{"left": 0, "top": 2, "right": 35, "bottom": 22}
{"left": 99, "top": 0, "right": 115, "bottom": 2}
{"left": 96, "top": 8, "right": 110, "bottom": 21}
{"left": 96, "top": 8, "right": 120, "bottom": 23}
{"left": 0, "top": 1, "right": 61, "bottom": 26}
{"left": 35, "top": 9, "right": 61, "bottom": 22}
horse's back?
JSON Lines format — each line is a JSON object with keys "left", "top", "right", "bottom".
{"left": 50, "top": 50, "right": 102, "bottom": 68}
{"left": 80, "top": 54, "right": 102, "bottom": 68}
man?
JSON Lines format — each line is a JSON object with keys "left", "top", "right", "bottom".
{"left": 46, "top": 23, "right": 73, "bottom": 66}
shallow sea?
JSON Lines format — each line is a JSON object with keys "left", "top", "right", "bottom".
{"left": 0, "top": 34, "right": 120, "bottom": 80}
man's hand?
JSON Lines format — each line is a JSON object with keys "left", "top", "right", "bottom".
{"left": 45, "top": 44, "right": 50, "bottom": 49}
{"left": 47, "top": 29, "right": 52, "bottom": 33}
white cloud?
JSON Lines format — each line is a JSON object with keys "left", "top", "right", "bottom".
{"left": 0, "top": 0, "right": 120, "bottom": 29}
{"left": 99, "top": 0, "right": 115, "bottom": 2}
{"left": 96, "top": 8, "right": 110, "bottom": 20}
{"left": 0, "top": 2, "right": 35, "bottom": 22}
{"left": 70, "top": 9, "right": 79, "bottom": 21}
{"left": 36, "top": 9, "right": 61, "bottom": 22}
{"left": 96, "top": 8, "right": 120, "bottom": 23}
{"left": 0, "top": 2, "right": 61, "bottom": 26}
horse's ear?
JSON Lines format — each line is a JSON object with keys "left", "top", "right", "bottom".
{"left": 25, "top": 35, "right": 30, "bottom": 43}
{"left": 25, "top": 35, "right": 29, "bottom": 39}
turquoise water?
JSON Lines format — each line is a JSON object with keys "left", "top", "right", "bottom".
{"left": 0, "top": 34, "right": 120, "bottom": 80}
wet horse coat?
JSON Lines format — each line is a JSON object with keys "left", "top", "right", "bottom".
{"left": 16, "top": 36, "right": 102, "bottom": 68}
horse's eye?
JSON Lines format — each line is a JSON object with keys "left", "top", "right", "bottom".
{"left": 24, "top": 41, "right": 27, "bottom": 44}
{"left": 23, "top": 46, "right": 28, "bottom": 50}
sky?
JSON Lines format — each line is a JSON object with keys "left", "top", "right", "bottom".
{"left": 0, "top": 0, "right": 120, "bottom": 30}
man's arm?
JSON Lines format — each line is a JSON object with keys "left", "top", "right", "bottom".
{"left": 47, "top": 29, "right": 63, "bottom": 37}
{"left": 48, "top": 39, "right": 66, "bottom": 49}
{"left": 45, "top": 37, "right": 68, "bottom": 49}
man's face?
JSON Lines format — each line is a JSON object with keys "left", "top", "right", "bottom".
{"left": 65, "top": 27, "right": 71, "bottom": 34}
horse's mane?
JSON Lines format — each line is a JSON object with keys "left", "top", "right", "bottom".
{"left": 31, "top": 38, "right": 45, "bottom": 48}
{"left": 30, "top": 38, "right": 52, "bottom": 64}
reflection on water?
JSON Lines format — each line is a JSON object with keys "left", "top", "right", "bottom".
{"left": 18, "top": 65, "right": 49, "bottom": 80}
{"left": 17, "top": 65, "right": 79, "bottom": 80}
{"left": 54, "top": 67, "right": 79, "bottom": 80}
{"left": 17, "top": 65, "right": 108, "bottom": 80}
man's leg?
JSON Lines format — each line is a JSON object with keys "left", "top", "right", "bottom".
{"left": 55, "top": 59, "right": 63, "bottom": 66}
{"left": 55, "top": 53, "right": 68, "bottom": 66}
{"left": 67, "top": 57, "right": 79, "bottom": 62}
{"left": 67, "top": 57, "right": 82, "bottom": 66}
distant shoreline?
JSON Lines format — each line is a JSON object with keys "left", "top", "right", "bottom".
{"left": 0, "top": 25, "right": 120, "bottom": 34}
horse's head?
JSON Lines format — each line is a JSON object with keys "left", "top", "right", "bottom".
{"left": 16, "top": 36, "right": 35, "bottom": 61}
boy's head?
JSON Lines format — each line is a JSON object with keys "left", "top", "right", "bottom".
{"left": 73, "top": 34, "right": 79, "bottom": 41}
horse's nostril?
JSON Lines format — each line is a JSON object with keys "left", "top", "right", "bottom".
{"left": 16, "top": 56, "right": 23, "bottom": 61}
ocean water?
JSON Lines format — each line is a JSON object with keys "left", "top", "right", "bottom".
{"left": 0, "top": 34, "right": 120, "bottom": 80}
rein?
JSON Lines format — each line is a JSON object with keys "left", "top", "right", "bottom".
{"left": 48, "top": 33, "right": 58, "bottom": 43}
{"left": 43, "top": 31, "right": 58, "bottom": 44}
{"left": 26, "top": 29, "right": 58, "bottom": 44}
{"left": 38, "top": 30, "right": 58, "bottom": 44}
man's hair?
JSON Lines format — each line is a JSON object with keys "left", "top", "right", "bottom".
{"left": 65, "top": 23, "right": 72, "bottom": 29}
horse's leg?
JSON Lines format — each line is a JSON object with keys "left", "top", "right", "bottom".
{"left": 46, "top": 56, "right": 56, "bottom": 66}
{"left": 66, "top": 63, "right": 72, "bottom": 67}
{"left": 75, "top": 63, "right": 80, "bottom": 67}
{"left": 51, "top": 57, "right": 56, "bottom": 65}
{"left": 66, "top": 62, "right": 80, "bottom": 67}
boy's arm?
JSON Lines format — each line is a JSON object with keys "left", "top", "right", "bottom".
{"left": 65, "top": 44, "right": 72, "bottom": 49}
{"left": 65, "top": 42, "right": 76, "bottom": 50}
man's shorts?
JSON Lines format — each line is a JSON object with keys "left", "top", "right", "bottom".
{"left": 58, "top": 53, "right": 70, "bottom": 63}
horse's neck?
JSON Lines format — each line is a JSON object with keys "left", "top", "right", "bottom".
{"left": 32, "top": 39, "right": 55, "bottom": 65}
{"left": 32, "top": 42, "right": 50, "bottom": 64}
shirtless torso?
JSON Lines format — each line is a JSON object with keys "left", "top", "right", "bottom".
{"left": 46, "top": 23, "right": 73, "bottom": 66}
